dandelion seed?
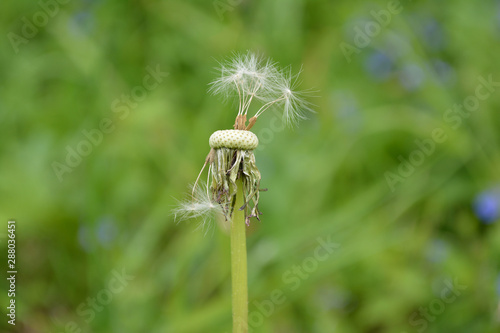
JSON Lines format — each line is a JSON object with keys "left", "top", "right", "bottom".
{"left": 255, "top": 67, "right": 315, "bottom": 126}
{"left": 173, "top": 182, "right": 224, "bottom": 232}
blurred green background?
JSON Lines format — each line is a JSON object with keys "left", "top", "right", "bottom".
{"left": 2, "top": 0, "right": 500, "bottom": 332}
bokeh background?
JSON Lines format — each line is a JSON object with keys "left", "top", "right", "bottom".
{"left": 1, "top": 0, "right": 500, "bottom": 332}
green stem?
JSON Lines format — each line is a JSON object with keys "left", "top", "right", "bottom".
{"left": 231, "top": 180, "right": 248, "bottom": 333}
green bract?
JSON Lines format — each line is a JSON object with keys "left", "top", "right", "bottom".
{"left": 208, "top": 146, "right": 262, "bottom": 224}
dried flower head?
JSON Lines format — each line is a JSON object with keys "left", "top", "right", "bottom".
{"left": 175, "top": 52, "right": 313, "bottom": 227}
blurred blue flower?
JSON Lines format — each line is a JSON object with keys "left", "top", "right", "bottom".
{"left": 431, "top": 59, "right": 456, "bottom": 85}
{"left": 97, "top": 216, "right": 118, "bottom": 247}
{"left": 364, "top": 51, "right": 394, "bottom": 81}
{"left": 77, "top": 216, "right": 118, "bottom": 251}
{"left": 409, "top": 14, "right": 446, "bottom": 51}
{"left": 398, "top": 63, "right": 425, "bottom": 91}
{"left": 69, "top": 10, "right": 95, "bottom": 35}
{"left": 421, "top": 18, "right": 446, "bottom": 51}
{"left": 473, "top": 189, "right": 500, "bottom": 224}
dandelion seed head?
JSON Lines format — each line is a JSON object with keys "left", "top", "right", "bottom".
{"left": 210, "top": 51, "right": 287, "bottom": 106}
{"left": 175, "top": 51, "right": 314, "bottom": 232}
{"left": 209, "top": 52, "right": 314, "bottom": 125}
{"left": 235, "top": 59, "right": 314, "bottom": 126}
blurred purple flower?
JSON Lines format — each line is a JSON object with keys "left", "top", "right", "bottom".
{"left": 473, "top": 189, "right": 500, "bottom": 224}
{"left": 364, "top": 51, "right": 394, "bottom": 81}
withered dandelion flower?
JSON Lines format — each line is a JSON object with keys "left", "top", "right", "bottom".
{"left": 174, "top": 51, "right": 313, "bottom": 333}
{"left": 175, "top": 52, "right": 313, "bottom": 226}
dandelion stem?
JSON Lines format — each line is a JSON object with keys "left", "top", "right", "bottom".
{"left": 231, "top": 179, "right": 248, "bottom": 333}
